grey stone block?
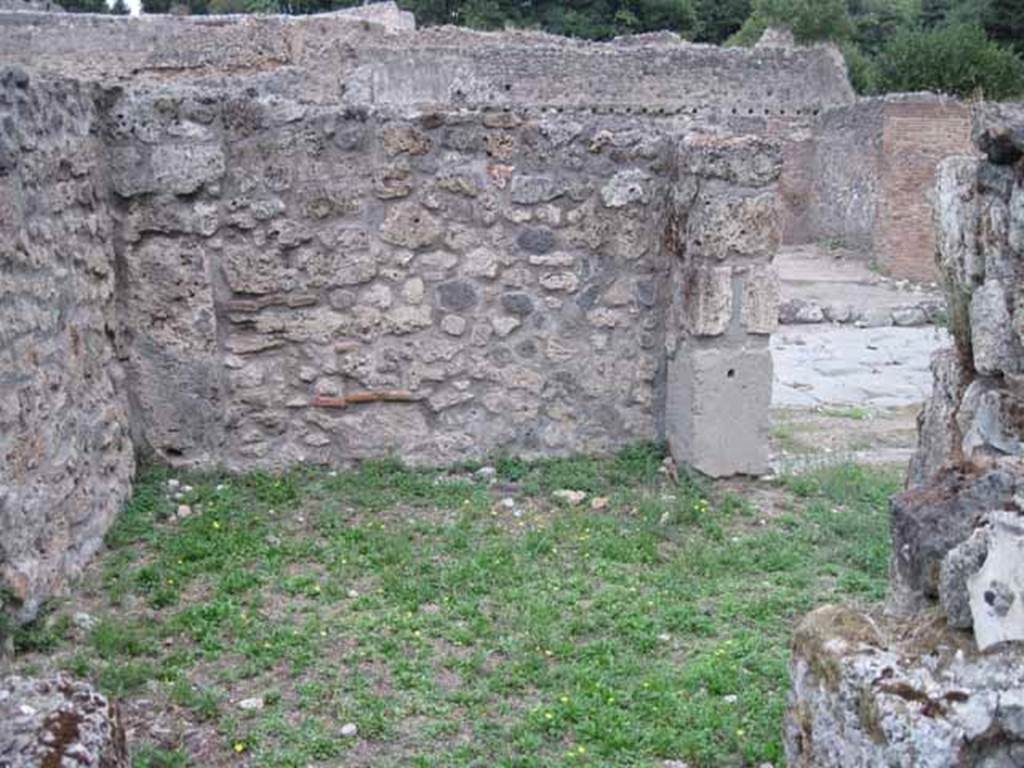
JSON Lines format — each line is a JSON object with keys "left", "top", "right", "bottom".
{"left": 666, "top": 345, "right": 772, "bottom": 478}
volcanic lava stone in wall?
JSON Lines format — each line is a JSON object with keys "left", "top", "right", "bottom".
{"left": 0, "top": 68, "right": 135, "bottom": 621}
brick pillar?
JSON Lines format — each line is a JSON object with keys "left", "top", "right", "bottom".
{"left": 876, "top": 99, "right": 972, "bottom": 282}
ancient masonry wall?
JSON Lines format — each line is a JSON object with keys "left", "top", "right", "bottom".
{"left": 105, "top": 88, "right": 783, "bottom": 473}
{"left": 0, "top": 6, "right": 855, "bottom": 617}
{"left": 0, "top": 69, "right": 135, "bottom": 620}
{"left": 109, "top": 89, "right": 680, "bottom": 469}
{"left": 785, "top": 104, "right": 1024, "bottom": 768}
{"left": 0, "top": 10, "right": 853, "bottom": 112}
{"left": 876, "top": 97, "right": 973, "bottom": 281}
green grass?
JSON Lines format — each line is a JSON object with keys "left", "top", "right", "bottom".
{"left": 9, "top": 449, "right": 900, "bottom": 768}
{"left": 769, "top": 419, "right": 813, "bottom": 454}
{"left": 819, "top": 406, "right": 871, "bottom": 421}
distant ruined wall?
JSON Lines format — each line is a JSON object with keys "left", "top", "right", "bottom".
{"left": 876, "top": 98, "right": 973, "bottom": 281}
{"left": 800, "top": 98, "right": 885, "bottom": 252}
{"left": 797, "top": 95, "right": 973, "bottom": 281}
{"left": 0, "top": 11, "right": 854, "bottom": 112}
{"left": 0, "top": 69, "right": 135, "bottom": 620}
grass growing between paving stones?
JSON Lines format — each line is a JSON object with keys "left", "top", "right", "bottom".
{"left": 819, "top": 406, "right": 871, "bottom": 421}
{"left": 6, "top": 446, "right": 900, "bottom": 768}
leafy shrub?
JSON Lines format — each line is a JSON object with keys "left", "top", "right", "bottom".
{"left": 874, "top": 22, "right": 1024, "bottom": 99}
{"left": 841, "top": 40, "right": 880, "bottom": 94}
{"left": 728, "top": 0, "right": 853, "bottom": 45}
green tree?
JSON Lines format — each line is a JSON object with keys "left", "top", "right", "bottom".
{"left": 920, "top": 0, "right": 952, "bottom": 25}
{"left": 110, "top": 0, "right": 129, "bottom": 12}
{"left": 60, "top": 0, "right": 110, "bottom": 11}
{"left": 920, "top": 0, "right": 993, "bottom": 27}
{"left": 208, "top": 0, "right": 281, "bottom": 11}
{"left": 693, "top": 0, "right": 751, "bottom": 42}
{"left": 621, "top": 0, "right": 699, "bottom": 35}
{"left": 848, "top": 0, "right": 919, "bottom": 56}
{"left": 727, "top": 0, "right": 854, "bottom": 45}
{"left": 840, "top": 40, "right": 881, "bottom": 93}
{"left": 140, "top": 0, "right": 203, "bottom": 13}
{"left": 984, "top": 0, "right": 1024, "bottom": 53}
{"left": 457, "top": 0, "right": 509, "bottom": 29}
{"left": 484, "top": 0, "right": 698, "bottom": 39}
{"left": 875, "top": 22, "right": 1024, "bottom": 98}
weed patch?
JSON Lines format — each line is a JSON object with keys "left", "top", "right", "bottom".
{"left": 11, "top": 453, "right": 896, "bottom": 767}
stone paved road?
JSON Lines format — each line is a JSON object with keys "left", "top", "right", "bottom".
{"left": 772, "top": 324, "right": 951, "bottom": 408}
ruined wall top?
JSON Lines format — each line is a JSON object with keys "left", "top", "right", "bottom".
{"left": 0, "top": 3, "right": 856, "bottom": 113}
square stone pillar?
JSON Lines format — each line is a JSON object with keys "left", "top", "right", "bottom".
{"left": 665, "top": 134, "right": 782, "bottom": 477}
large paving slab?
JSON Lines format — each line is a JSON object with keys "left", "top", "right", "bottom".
{"left": 772, "top": 324, "right": 950, "bottom": 408}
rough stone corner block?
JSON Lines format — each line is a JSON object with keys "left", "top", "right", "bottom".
{"left": 0, "top": 674, "right": 128, "bottom": 768}
{"left": 785, "top": 606, "right": 1024, "bottom": 768}
{"left": 740, "top": 264, "right": 780, "bottom": 335}
{"left": 683, "top": 265, "right": 733, "bottom": 337}
{"left": 666, "top": 345, "right": 772, "bottom": 478}
{"left": 967, "top": 511, "right": 1024, "bottom": 651}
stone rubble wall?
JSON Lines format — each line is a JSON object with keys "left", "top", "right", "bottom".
{"left": 893, "top": 100, "right": 1024, "bottom": 618}
{"left": 908, "top": 103, "right": 1024, "bottom": 490}
{"left": 107, "top": 85, "right": 681, "bottom": 469}
{"left": 104, "top": 83, "right": 785, "bottom": 475}
{"left": 0, "top": 68, "right": 135, "bottom": 621}
{"left": 785, "top": 103, "right": 1024, "bottom": 768}
{"left": 0, "top": 7, "right": 807, "bottom": 617}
